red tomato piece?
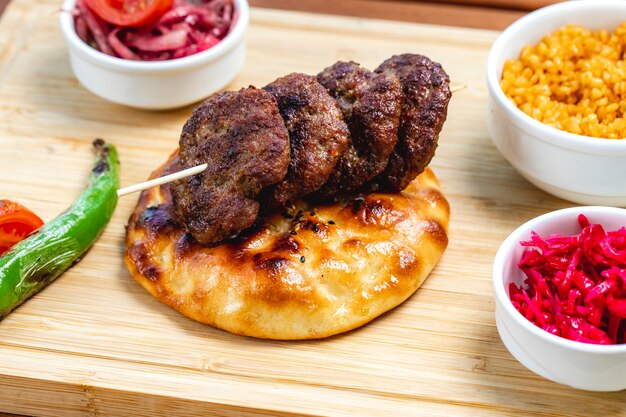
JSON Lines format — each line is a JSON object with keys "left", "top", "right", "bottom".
{"left": 0, "top": 200, "right": 44, "bottom": 256}
{"left": 84, "top": 0, "right": 173, "bottom": 28}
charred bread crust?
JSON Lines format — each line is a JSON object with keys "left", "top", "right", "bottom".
{"left": 126, "top": 153, "right": 449, "bottom": 340}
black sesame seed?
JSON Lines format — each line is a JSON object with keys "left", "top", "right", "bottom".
{"left": 290, "top": 230, "right": 297, "bottom": 235}
{"left": 300, "top": 256, "right": 306, "bottom": 263}
{"left": 312, "top": 224, "right": 319, "bottom": 232}
{"left": 309, "top": 211, "right": 316, "bottom": 216}
{"left": 328, "top": 220, "right": 335, "bottom": 225}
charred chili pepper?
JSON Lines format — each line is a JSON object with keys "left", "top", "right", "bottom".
{"left": 0, "top": 139, "right": 120, "bottom": 319}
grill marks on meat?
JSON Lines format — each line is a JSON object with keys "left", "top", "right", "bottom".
{"left": 314, "top": 61, "right": 403, "bottom": 198}
{"left": 261, "top": 73, "right": 350, "bottom": 209}
{"left": 171, "top": 87, "right": 290, "bottom": 245}
{"left": 368, "top": 54, "right": 451, "bottom": 192}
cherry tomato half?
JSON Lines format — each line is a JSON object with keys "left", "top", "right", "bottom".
{"left": 84, "top": 0, "right": 174, "bottom": 28}
{"left": 0, "top": 200, "right": 44, "bottom": 256}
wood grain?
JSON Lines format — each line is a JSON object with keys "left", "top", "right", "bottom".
{"left": 0, "top": 0, "right": 624, "bottom": 416}
{"left": 249, "top": 0, "right": 526, "bottom": 30}
{"left": 417, "top": 0, "right": 561, "bottom": 10}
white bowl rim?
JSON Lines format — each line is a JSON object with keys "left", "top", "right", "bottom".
{"left": 493, "top": 206, "right": 626, "bottom": 354}
{"left": 486, "top": 0, "right": 626, "bottom": 154}
{"left": 60, "top": 0, "right": 249, "bottom": 73}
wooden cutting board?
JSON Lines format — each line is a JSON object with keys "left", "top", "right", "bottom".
{"left": 0, "top": 1, "right": 624, "bottom": 416}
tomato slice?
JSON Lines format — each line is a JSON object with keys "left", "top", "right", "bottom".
{"left": 155, "top": 0, "right": 174, "bottom": 19}
{"left": 84, "top": 0, "right": 174, "bottom": 28}
{"left": 0, "top": 200, "right": 44, "bottom": 256}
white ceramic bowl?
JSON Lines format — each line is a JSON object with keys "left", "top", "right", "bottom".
{"left": 487, "top": 0, "right": 626, "bottom": 206}
{"left": 493, "top": 206, "right": 626, "bottom": 391}
{"left": 60, "top": 0, "right": 249, "bottom": 110}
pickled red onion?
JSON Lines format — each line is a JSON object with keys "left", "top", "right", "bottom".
{"left": 510, "top": 214, "right": 626, "bottom": 344}
{"left": 73, "top": 0, "right": 235, "bottom": 61}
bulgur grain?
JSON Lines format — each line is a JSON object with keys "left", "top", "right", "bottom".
{"left": 501, "top": 23, "right": 626, "bottom": 139}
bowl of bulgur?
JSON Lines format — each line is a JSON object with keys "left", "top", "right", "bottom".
{"left": 487, "top": 0, "right": 626, "bottom": 206}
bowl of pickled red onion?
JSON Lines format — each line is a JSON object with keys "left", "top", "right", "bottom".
{"left": 60, "top": 0, "right": 249, "bottom": 109}
{"left": 493, "top": 206, "right": 626, "bottom": 391}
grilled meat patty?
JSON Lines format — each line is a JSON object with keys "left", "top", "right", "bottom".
{"left": 170, "top": 55, "right": 451, "bottom": 246}
{"left": 171, "top": 87, "right": 290, "bottom": 245}
{"left": 369, "top": 54, "right": 451, "bottom": 192}
{"left": 261, "top": 73, "right": 350, "bottom": 209}
{"left": 314, "top": 61, "right": 403, "bottom": 198}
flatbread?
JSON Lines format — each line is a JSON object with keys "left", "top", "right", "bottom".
{"left": 125, "top": 153, "right": 449, "bottom": 340}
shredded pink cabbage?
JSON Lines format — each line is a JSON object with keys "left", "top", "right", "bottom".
{"left": 510, "top": 214, "right": 626, "bottom": 344}
{"left": 73, "top": 0, "right": 235, "bottom": 61}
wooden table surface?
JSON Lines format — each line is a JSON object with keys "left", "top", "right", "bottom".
{"left": 0, "top": 0, "right": 563, "bottom": 30}
{"left": 249, "top": 0, "right": 563, "bottom": 30}
{"left": 0, "top": 1, "right": 572, "bottom": 417}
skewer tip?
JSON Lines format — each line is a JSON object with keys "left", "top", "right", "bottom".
{"left": 450, "top": 84, "right": 467, "bottom": 93}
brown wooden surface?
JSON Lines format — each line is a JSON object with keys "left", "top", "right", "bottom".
{"left": 420, "top": 0, "right": 560, "bottom": 10}
{"left": 248, "top": 0, "right": 564, "bottom": 30}
{"left": 0, "top": 0, "right": 564, "bottom": 30}
{"left": 0, "top": 3, "right": 556, "bottom": 417}
{"left": 1, "top": 0, "right": 626, "bottom": 416}
{"left": 249, "top": 0, "right": 524, "bottom": 30}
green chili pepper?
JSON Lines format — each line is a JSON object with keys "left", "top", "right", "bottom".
{"left": 0, "top": 139, "right": 120, "bottom": 319}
